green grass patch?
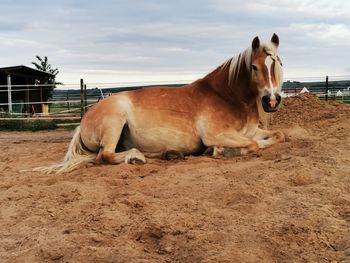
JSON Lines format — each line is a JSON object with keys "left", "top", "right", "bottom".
{"left": 0, "top": 119, "right": 58, "bottom": 131}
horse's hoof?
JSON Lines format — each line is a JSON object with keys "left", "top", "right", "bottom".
{"left": 128, "top": 157, "right": 146, "bottom": 165}
{"left": 275, "top": 131, "right": 285, "bottom": 142}
{"left": 203, "top": 146, "right": 214, "bottom": 156}
{"left": 125, "top": 148, "right": 146, "bottom": 164}
{"left": 212, "top": 146, "right": 241, "bottom": 157}
{"left": 162, "top": 150, "right": 184, "bottom": 160}
{"left": 221, "top": 148, "right": 241, "bottom": 157}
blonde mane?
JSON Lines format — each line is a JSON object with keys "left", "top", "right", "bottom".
{"left": 223, "top": 42, "right": 283, "bottom": 87}
{"left": 224, "top": 47, "right": 252, "bottom": 84}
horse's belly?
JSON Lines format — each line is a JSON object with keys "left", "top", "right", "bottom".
{"left": 127, "top": 127, "right": 202, "bottom": 154}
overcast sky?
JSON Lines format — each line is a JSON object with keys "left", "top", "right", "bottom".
{"left": 0, "top": 0, "right": 349, "bottom": 86}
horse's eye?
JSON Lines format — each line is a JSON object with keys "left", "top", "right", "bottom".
{"left": 252, "top": 64, "right": 258, "bottom": 71}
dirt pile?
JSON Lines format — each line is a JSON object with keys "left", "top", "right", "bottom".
{"left": 271, "top": 92, "right": 350, "bottom": 127}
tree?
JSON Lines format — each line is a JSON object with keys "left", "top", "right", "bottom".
{"left": 32, "top": 56, "right": 62, "bottom": 101}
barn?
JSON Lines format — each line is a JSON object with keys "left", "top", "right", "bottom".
{"left": 0, "top": 65, "right": 54, "bottom": 114}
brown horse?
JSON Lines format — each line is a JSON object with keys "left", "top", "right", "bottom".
{"left": 36, "top": 34, "right": 284, "bottom": 173}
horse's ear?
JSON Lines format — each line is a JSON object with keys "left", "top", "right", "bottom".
{"left": 271, "top": 33, "right": 279, "bottom": 48}
{"left": 252, "top": 36, "right": 260, "bottom": 50}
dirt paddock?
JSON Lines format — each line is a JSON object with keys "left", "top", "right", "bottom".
{"left": 1, "top": 93, "right": 350, "bottom": 263}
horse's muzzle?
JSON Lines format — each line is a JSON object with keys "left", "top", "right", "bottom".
{"left": 262, "top": 94, "right": 282, "bottom": 112}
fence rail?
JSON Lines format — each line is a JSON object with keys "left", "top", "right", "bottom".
{"left": 0, "top": 76, "right": 349, "bottom": 120}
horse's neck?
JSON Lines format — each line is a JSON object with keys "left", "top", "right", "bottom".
{"left": 202, "top": 64, "right": 257, "bottom": 106}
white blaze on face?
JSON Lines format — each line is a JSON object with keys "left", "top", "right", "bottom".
{"left": 264, "top": 55, "right": 277, "bottom": 107}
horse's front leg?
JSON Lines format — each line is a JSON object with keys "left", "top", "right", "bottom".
{"left": 202, "top": 129, "right": 285, "bottom": 158}
{"left": 201, "top": 131, "right": 260, "bottom": 157}
{"left": 252, "top": 128, "right": 285, "bottom": 149}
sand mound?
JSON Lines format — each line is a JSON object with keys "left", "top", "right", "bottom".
{"left": 271, "top": 93, "right": 349, "bottom": 128}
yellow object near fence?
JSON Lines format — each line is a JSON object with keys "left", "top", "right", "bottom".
{"left": 42, "top": 103, "right": 49, "bottom": 115}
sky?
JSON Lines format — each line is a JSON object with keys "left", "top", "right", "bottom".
{"left": 0, "top": 0, "right": 349, "bottom": 87}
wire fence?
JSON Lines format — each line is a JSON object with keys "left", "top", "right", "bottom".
{"left": 0, "top": 75, "right": 349, "bottom": 120}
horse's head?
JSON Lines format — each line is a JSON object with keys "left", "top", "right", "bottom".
{"left": 250, "top": 34, "right": 283, "bottom": 112}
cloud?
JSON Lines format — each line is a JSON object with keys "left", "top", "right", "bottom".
{"left": 288, "top": 23, "right": 350, "bottom": 45}
{"left": 210, "top": 0, "right": 350, "bottom": 21}
{"left": 0, "top": 0, "right": 349, "bottom": 84}
{"left": 0, "top": 22, "right": 26, "bottom": 32}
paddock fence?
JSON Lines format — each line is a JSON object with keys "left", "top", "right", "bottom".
{"left": 0, "top": 75, "right": 349, "bottom": 124}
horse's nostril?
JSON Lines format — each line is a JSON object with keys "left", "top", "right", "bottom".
{"left": 276, "top": 94, "right": 281, "bottom": 103}
{"left": 262, "top": 95, "right": 270, "bottom": 104}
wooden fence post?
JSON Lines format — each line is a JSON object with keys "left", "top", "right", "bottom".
{"left": 325, "top": 76, "right": 329, "bottom": 101}
{"left": 326, "top": 76, "right": 328, "bottom": 100}
{"left": 66, "top": 89, "right": 70, "bottom": 111}
{"left": 84, "top": 84, "right": 87, "bottom": 113}
{"left": 7, "top": 74, "right": 12, "bottom": 113}
{"left": 80, "top": 79, "right": 84, "bottom": 119}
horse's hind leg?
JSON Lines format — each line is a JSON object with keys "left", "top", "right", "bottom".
{"left": 96, "top": 122, "right": 146, "bottom": 165}
{"left": 97, "top": 148, "right": 146, "bottom": 165}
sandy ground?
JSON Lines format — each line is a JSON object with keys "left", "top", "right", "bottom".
{"left": 0, "top": 93, "right": 349, "bottom": 263}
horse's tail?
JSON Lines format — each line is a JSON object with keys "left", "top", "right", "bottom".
{"left": 33, "top": 126, "right": 96, "bottom": 174}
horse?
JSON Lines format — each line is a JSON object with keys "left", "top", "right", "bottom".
{"left": 35, "top": 33, "right": 285, "bottom": 174}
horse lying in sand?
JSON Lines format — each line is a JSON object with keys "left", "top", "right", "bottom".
{"left": 36, "top": 34, "right": 285, "bottom": 173}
